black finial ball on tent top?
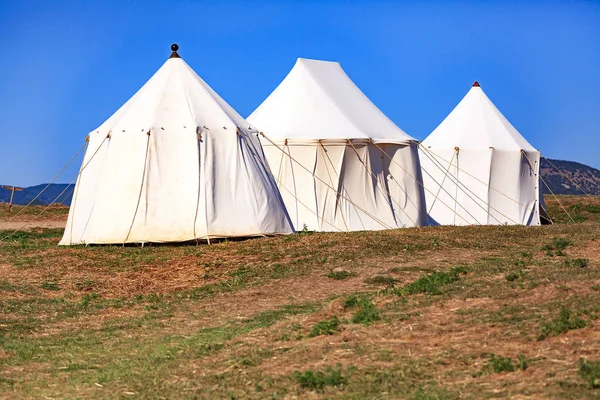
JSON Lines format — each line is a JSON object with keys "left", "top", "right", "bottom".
{"left": 171, "top": 44, "right": 179, "bottom": 52}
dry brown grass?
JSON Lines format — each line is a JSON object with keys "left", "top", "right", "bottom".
{"left": 0, "top": 195, "right": 599, "bottom": 399}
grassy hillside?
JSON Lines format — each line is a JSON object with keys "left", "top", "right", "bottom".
{"left": 0, "top": 196, "right": 599, "bottom": 398}
{"left": 541, "top": 158, "right": 600, "bottom": 195}
{"left": 0, "top": 184, "right": 74, "bottom": 206}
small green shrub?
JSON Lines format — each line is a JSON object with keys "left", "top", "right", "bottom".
{"left": 40, "top": 282, "right": 60, "bottom": 291}
{"left": 578, "top": 358, "right": 600, "bottom": 389}
{"left": 344, "top": 295, "right": 380, "bottom": 325}
{"left": 352, "top": 304, "right": 380, "bottom": 325}
{"left": 585, "top": 204, "right": 600, "bottom": 214}
{"left": 326, "top": 270, "right": 355, "bottom": 280}
{"left": 505, "top": 270, "right": 525, "bottom": 282}
{"left": 343, "top": 295, "right": 360, "bottom": 309}
{"left": 479, "top": 354, "right": 528, "bottom": 375}
{"left": 542, "top": 237, "right": 573, "bottom": 256}
{"left": 411, "top": 385, "right": 455, "bottom": 399}
{"left": 402, "top": 266, "right": 468, "bottom": 296}
{"left": 293, "top": 364, "right": 346, "bottom": 391}
{"left": 567, "top": 258, "right": 589, "bottom": 268}
{"left": 364, "top": 275, "right": 397, "bottom": 287}
{"left": 309, "top": 316, "right": 340, "bottom": 337}
{"left": 488, "top": 354, "right": 515, "bottom": 373}
{"left": 539, "top": 308, "right": 586, "bottom": 340}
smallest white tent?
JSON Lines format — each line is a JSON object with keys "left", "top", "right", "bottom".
{"left": 420, "top": 82, "right": 550, "bottom": 226}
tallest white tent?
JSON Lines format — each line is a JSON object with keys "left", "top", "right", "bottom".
{"left": 60, "top": 45, "right": 293, "bottom": 245}
{"left": 248, "top": 58, "right": 427, "bottom": 232}
{"left": 420, "top": 82, "right": 550, "bottom": 226}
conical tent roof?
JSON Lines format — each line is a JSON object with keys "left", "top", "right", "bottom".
{"left": 96, "top": 47, "right": 252, "bottom": 135}
{"left": 419, "top": 82, "right": 547, "bottom": 226}
{"left": 248, "top": 58, "right": 414, "bottom": 143}
{"left": 423, "top": 82, "right": 537, "bottom": 151}
{"left": 60, "top": 45, "right": 293, "bottom": 245}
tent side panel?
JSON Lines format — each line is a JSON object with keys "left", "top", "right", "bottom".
{"left": 59, "top": 133, "right": 110, "bottom": 245}
{"left": 129, "top": 127, "right": 201, "bottom": 242}
{"left": 452, "top": 149, "right": 492, "bottom": 225}
{"left": 334, "top": 143, "right": 396, "bottom": 231}
{"left": 420, "top": 147, "right": 460, "bottom": 225}
{"left": 203, "top": 128, "right": 293, "bottom": 237}
{"left": 520, "top": 151, "right": 542, "bottom": 226}
{"left": 84, "top": 131, "right": 152, "bottom": 243}
{"left": 384, "top": 142, "right": 427, "bottom": 227}
{"left": 314, "top": 144, "right": 349, "bottom": 231}
{"left": 488, "top": 149, "right": 530, "bottom": 225}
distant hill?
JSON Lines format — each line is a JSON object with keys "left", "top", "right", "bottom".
{"left": 540, "top": 158, "right": 600, "bottom": 195}
{"left": 1, "top": 158, "right": 598, "bottom": 207}
{"left": 0, "top": 184, "right": 74, "bottom": 206}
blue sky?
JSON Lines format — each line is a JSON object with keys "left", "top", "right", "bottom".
{"left": 0, "top": 0, "right": 598, "bottom": 186}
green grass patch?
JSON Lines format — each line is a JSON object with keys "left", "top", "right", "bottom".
{"left": 326, "top": 269, "right": 355, "bottom": 280}
{"left": 542, "top": 237, "right": 573, "bottom": 256}
{"left": 475, "top": 354, "right": 528, "bottom": 376}
{"left": 40, "top": 281, "right": 60, "bottom": 291}
{"left": 578, "top": 358, "right": 600, "bottom": 389}
{"left": 565, "top": 258, "right": 589, "bottom": 268}
{"left": 309, "top": 316, "right": 340, "bottom": 337}
{"left": 364, "top": 275, "right": 397, "bottom": 287}
{"left": 539, "top": 308, "right": 586, "bottom": 340}
{"left": 293, "top": 364, "right": 347, "bottom": 391}
{"left": 344, "top": 295, "right": 381, "bottom": 325}
{"left": 400, "top": 266, "right": 468, "bottom": 296}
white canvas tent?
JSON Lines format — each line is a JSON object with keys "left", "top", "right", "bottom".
{"left": 248, "top": 58, "right": 427, "bottom": 231}
{"left": 60, "top": 45, "right": 293, "bottom": 245}
{"left": 419, "top": 82, "right": 550, "bottom": 226}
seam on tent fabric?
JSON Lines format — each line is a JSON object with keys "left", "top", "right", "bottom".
{"left": 486, "top": 148, "right": 495, "bottom": 224}
{"left": 380, "top": 144, "right": 420, "bottom": 218}
{"left": 260, "top": 133, "right": 393, "bottom": 230}
{"left": 235, "top": 128, "right": 272, "bottom": 234}
{"left": 453, "top": 149, "right": 460, "bottom": 225}
{"left": 420, "top": 146, "right": 518, "bottom": 225}
{"left": 318, "top": 143, "right": 350, "bottom": 231}
{"left": 124, "top": 133, "right": 151, "bottom": 244}
{"left": 193, "top": 128, "right": 203, "bottom": 243}
{"left": 321, "top": 143, "right": 367, "bottom": 231}
{"left": 282, "top": 142, "right": 301, "bottom": 229}
{"left": 348, "top": 140, "right": 416, "bottom": 228}
{"left": 374, "top": 142, "right": 472, "bottom": 226}
{"left": 522, "top": 151, "right": 575, "bottom": 224}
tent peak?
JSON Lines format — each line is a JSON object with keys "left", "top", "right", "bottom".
{"left": 472, "top": 81, "right": 480, "bottom": 87}
{"left": 169, "top": 43, "right": 180, "bottom": 59}
{"left": 297, "top": 57, "right": 339, "bottom": 66}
